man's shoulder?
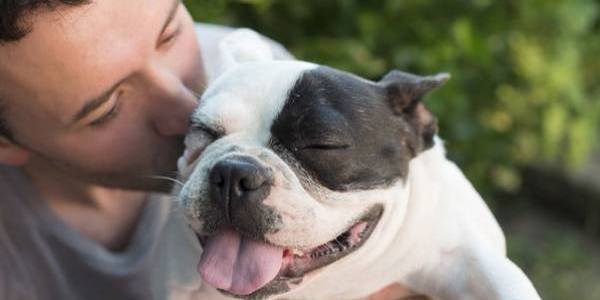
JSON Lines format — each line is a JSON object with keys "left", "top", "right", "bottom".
{"left": 0, "top": 166, "right": 35, "bottom": 210}
{"left": 194, "top": 23, "right": 294, "bottom": 81}
{"left": 0, "top": 167, "right": 39, "bottom": 300}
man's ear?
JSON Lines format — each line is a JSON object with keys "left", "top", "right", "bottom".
{"left": 218, "top": 28, "right": 275, "bottom": 73}
{"left": 378, "top": 70, "right": 450, "bottom": 149}
{"left": 0, "top": 137, "right": 30, "bottom": 166}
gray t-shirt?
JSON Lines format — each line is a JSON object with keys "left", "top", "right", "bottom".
{"left": 0, "top": 23, "right": 293, "bottom": 300}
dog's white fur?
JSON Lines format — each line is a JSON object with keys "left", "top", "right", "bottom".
{"left": 281, "top": 141, "right": 539, "bottom": 300}
{"left": 177, "top": 29, "right": 541, "bottom": 300}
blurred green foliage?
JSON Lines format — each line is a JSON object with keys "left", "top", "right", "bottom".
{"left": 186, "top": 0, "right": 600, "bottom": 197}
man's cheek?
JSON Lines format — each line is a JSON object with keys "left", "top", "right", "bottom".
{"left": 56, "top": 130, "right": 142, "bottom": 167}
{"left": 170, "top": 21, "right": 205, "bottom": 93}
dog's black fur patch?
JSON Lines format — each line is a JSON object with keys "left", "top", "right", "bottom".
{"left": 271, "top": 66, "right": 443, "bottom": 191}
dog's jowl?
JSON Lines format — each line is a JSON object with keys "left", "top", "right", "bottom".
{"left": 176, "top": 29, "right": 541, "bottom": 300}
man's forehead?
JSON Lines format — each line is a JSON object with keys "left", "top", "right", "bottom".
{"left": 0, "top": 0, "right": 166, "bottom": 118}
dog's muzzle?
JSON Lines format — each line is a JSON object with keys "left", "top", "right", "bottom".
{"left": 208, "top": 155, "right": 279, "bottom": 239}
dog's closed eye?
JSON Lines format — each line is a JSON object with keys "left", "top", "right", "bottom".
{"left": 293, "top": 115, "right": 354, "bottom": 151}
{"left": 295, "top": 136, "right": 351, "bottom": 151}
{"left": 191, "top": 122, "right": 224, "bottom": 140}
{"left": 299, "top": 143, "right": 351, "bottom": 151}
{"left": 184, "top": 123, "right": 222, "bottom": 165}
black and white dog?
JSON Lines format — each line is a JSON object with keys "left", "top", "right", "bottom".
{"left": 176, "top": 29, "right": 541, "bottom": 300}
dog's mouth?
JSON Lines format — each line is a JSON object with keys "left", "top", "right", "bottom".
{"left": 196, "top": 206, "right": 383, "bottom": 299}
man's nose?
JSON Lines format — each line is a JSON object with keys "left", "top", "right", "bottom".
{"left": 209, "top": 156, "right": 274, "bottom": 224}
{"left": 143, "top": 65, "right": 201, "bottom": 137}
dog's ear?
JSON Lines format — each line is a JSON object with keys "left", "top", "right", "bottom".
{"left": 218, "top": 28, "right": 274, "bottom": 72}
{"left": 379, "top": 70, "right": 450, "bottom": 150}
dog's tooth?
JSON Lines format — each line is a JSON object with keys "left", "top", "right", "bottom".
{"left": 335, "top": 236, "right": 350, "bottom": 249}
{"left": 333, "top": 242, "right": 343, "bottom": 252}
{"left": 292, "top": 249, "right": 305, "bottom": 256}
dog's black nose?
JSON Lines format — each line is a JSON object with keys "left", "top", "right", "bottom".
{"left": 209, "top": 156, "right": 274, "bottom": 223}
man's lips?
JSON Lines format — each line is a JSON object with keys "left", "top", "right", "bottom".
{"left": 196, "top": 206, "right": 383, "bottom": 297}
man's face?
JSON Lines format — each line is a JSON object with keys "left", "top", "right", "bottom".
{"left": 0, "top": 0, "right": 205, "bottom": 191}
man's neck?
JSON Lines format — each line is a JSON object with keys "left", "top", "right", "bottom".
{"left": 22, "top": 163, "right": 150, "bottom": 252}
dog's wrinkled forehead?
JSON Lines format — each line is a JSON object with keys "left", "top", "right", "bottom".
{"left": 193, "top": 29, "right": 447, "bottom": 192}
{"left": 194, "top": 28, "right": 318, "bottom": 142}
{"left": 196, "top": 65, "right": 415, "bottom": 191}
{"left": 195, "top": 61, "right": 317, "bottom": 144}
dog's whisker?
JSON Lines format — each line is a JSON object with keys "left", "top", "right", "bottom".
{"left": 145, "top": 175, "right": 185, "bottom": 187}
{"left": 169, "top": 204, "right": 182, "bottom": 214}
{"left": 191, "top": 85, "right": 208, "bottom": 101}
{"left": 192, "top": 90, "right": 204, "bottom": 99}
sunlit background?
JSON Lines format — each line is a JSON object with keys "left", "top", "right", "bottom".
{"left": 185, "top": 1, "right": 600, "bottom": 299}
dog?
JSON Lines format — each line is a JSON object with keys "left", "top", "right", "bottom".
{"left": 175, "top": 29, "right": 541, "bottom": 300}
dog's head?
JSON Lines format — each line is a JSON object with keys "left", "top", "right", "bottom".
{"left": 176, "top": 29, "right": 448, "bottom": 299}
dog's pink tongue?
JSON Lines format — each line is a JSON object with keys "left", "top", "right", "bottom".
{"left": 198, "top": 228, "right": 284, "bottom": 296}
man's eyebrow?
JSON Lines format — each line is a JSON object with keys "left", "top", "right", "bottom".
{"left": 71, "top": 79, "right": 124, "bottom": 125}
{"left": 158, "top": 0, "right": 181, "bottom": 43}
{"left": 71, "top": 1, "right": 181, "bottom": 125}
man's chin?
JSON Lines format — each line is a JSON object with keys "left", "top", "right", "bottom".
{"left": 22, "top": 139, "right": 185, "bottom": 193}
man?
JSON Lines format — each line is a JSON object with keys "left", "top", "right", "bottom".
{"left": 0, "top": 1, "right": 413, "bottom": 299}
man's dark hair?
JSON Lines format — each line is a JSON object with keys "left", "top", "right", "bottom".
{"left": 0, "top": 105, "right": 12, "bottom": 140}
{"left": 0, "top": 104, "right": 12, "bottom": 139}
{"left": 0, "top": 0, "right": 89, "bottom": 42}
{"left": 0, "top": 1, "right": 89, "bottom": 139}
